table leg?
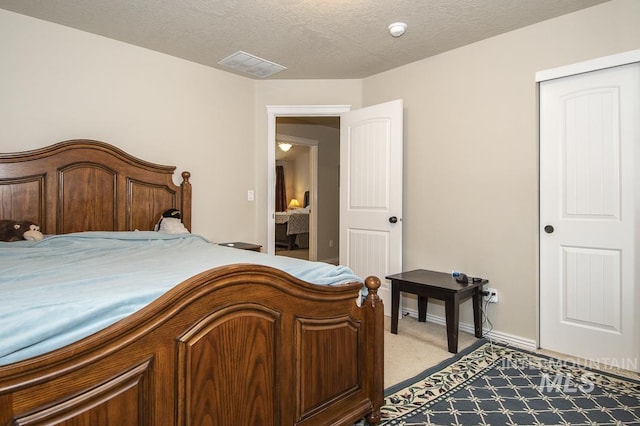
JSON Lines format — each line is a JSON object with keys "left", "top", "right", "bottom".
{"left": 445, "top": 297, "right": 459, "bottom": 353}
{"left": 472, "top": 289, "right": 483, "bottom": 338}
{"left": 417, "top": 295, "right": 428, "bottom": 322}
{"left": 391, "top": 281, "right": 399, "bottom": 334}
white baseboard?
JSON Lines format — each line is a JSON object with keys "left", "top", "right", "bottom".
{"left": 319, "top": 257, "right": 339, "bottom": 264}
{"left": 401, "top": 307, "right": 537, "bottom": 352}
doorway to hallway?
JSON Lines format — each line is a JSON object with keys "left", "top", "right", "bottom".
{"left": 267, "top": 105, "right": 347, "bottom": 263}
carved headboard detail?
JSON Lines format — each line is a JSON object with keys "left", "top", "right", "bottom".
{"left": 0, "top": 140, "right": 191, "bottom": 234}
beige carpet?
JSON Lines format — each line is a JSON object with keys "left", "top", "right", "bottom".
{"left": 384, "top": 316, "right": 640, "bottom": 389}
{"left": 384, "top": 315, "right": 479, "bottom": 388}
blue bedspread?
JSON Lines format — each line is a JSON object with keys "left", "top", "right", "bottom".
{"left": 0, "top": 232, "right": 361, "bottom": 366}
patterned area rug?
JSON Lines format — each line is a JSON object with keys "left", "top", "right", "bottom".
{"left": 377, "top": 339, "right": 640, "bottom": 425}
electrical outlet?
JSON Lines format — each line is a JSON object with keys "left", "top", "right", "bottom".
{"left": 329, "top": 240, "right": 334, "bottom": 248}
{"left": 483, "top": 288, "right": 498, "bottom": 303}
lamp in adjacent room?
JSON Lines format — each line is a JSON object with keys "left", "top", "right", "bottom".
{"left": 288, "top": 198, "right": 301, "bottom": 209}
{"left": 278, "top": 142, "right": 292, "bottom": 152}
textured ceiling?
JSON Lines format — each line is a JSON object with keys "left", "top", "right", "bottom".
{"left": 0, "top": 0, "right": 609, "bottom": 79}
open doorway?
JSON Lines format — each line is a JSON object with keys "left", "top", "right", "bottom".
{"left": 267, "top": 106, "right": 347, "bottom": 263}
{"left": 274, "top": 117, "right": 340, "bottom": 263}
{"left": 274, "top": 133, "right": 314, "bottom": 261}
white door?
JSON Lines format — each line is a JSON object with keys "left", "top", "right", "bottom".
{"left": 340, "top": 99, "right": 403, "bottom": 316}
{"left": 540, "top": 63, "right": 639, "bottom": 371}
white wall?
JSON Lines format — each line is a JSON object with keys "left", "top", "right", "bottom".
{"left": 0, "top": 9, "right": 256, "bottom": 242}
{"left": 362, "top": 0, "right": 640, "bottom": 343}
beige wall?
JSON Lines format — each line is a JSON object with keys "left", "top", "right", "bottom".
{"left": 362, "top": 0, "right": 640, "bottom": 342}
{"left": 0, "top": 9, "right": 363, "bottom": 254}
{"left": 293, "top": 149, "right": 310, "bottom": 205}
{"left": 0, "top": 9, "right": 256, "bottom": 242}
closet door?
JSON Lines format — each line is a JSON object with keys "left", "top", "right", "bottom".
{"left": 539, "top": 62, "right": 639, "bottom": 371}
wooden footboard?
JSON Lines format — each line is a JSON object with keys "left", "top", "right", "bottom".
{"left": 0, "top": 266, "right": 383, "bottom": 425}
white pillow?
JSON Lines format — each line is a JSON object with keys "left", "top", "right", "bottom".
{"left": 158, "top": 217, "right": 190, "bottom": 234}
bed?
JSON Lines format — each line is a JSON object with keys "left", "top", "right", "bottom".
{"left": 275, "top": 210, "right": 309, "bottom": 250}
{"left": 0, "top": 140, "right": 384, "bottom": 425}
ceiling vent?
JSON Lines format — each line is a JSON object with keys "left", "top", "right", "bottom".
{"left": 218, "top": 51, "right": 287, "bottom": 78}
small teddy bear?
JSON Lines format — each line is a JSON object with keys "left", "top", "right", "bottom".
{"left": 0, "top": 220, "right": 44, "bottom": 242}
{"left": 20, "top": 221, "right": 44, "bottom": 241}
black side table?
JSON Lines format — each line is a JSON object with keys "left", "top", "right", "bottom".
{"left": 386, "top": 269, "right": 488, "bottom": 353}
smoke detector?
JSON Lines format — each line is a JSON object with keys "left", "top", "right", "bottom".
{"left": 388, "top": 22, "right": 407, "bottom": 37}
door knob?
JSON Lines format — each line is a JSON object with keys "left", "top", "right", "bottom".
{"left": 389, "top": 216, "right": 398, "bottom": 224}
{"left": 544, "top": 225, "right": 554, "bottom": 234}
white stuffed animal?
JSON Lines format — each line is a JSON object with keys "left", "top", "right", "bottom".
{"left": 21, "top": 221, "right": 44, "bottom": 241}
{"left": 155, "top": 209, "right": 189, "bottom": 234}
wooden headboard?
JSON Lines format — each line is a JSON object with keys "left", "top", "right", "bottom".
{"left": 0, "top": 140, "right": 191, "bottom": 234}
